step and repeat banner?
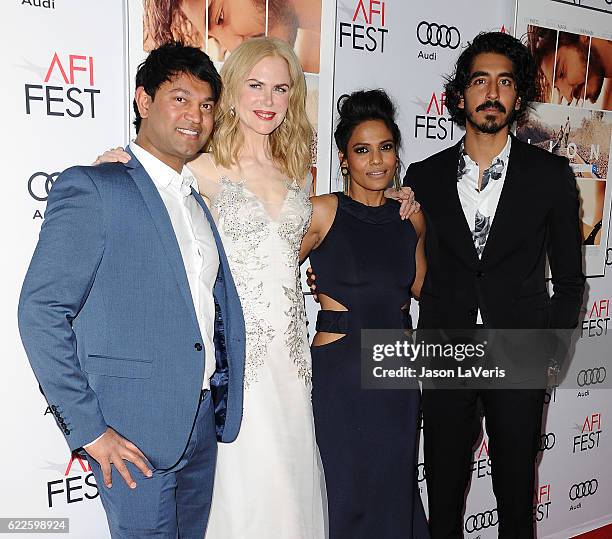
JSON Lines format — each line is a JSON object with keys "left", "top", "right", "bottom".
{"left": 0, "top": 1, "right": 129, "bottom": 537}
{"left": 1, "top": 1, "right": 611, "bottom": 538}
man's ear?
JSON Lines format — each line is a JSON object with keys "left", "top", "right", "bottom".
{"left": 134, "top": 86, "right": 152, "bottom": 121}
{"left": 515, "top": 97, "right": 521, "bottom": 110}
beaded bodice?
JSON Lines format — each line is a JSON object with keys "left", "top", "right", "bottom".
{"left": 212, "top": 178, "right": 313, "bottom": 388}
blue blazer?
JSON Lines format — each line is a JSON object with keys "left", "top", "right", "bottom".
{"left": 18, "top": 149, "right": 245, "bottom": 469}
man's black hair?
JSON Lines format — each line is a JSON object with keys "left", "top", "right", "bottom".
{"left": 133, "top": 41, "right": 222, "bottom": 132}
{"left": 444, "top": 32, "right": 537, "bottom": 127}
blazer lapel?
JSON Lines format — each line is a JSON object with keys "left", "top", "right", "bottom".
{"left": 438, "top": 141, "right": 480, "bottom": 267}
{"left": 480, "top": 136, "right": 525, "bottom": 265}
{"left": 125, "top": 147, "right": 201, "bottom": 336}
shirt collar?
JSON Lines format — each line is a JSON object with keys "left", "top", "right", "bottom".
{"left": 130, "top": 142, "right": 195, "bottom": 196}
{"left": 457, "top": 135, "right": 511, "bottom": 182}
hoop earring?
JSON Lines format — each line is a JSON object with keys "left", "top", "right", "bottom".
{"left": 341, "top": 166, "right": 350, "bottom": 195}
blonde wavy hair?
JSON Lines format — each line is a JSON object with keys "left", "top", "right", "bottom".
{"left": 210, "top": 37, "right": 313, "bottom": 184}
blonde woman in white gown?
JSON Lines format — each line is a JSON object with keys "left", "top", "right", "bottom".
{"left": 95, "top": 37, "right": 326, "bottom": 538}
{"left": 190, "top": 37, "right": 326, "bottom": 538}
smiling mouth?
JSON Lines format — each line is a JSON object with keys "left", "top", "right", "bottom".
{"left": 176, "top": 127, "right": 200, "bottom": 137}
{"left": 366, "top": 170, "right": 387, "bottom": 177}
{"left": 254, "top": 110, "right": 276, "bottom": 121}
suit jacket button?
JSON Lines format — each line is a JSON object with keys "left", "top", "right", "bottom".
{"left": 476, "top": 271, "right": 484, "bottom": 278}
{"left": 65, "top": 429, "right": 71, "bottom": 435}
{"left": 194, "top": 343, "right": 203, "bottom": 351}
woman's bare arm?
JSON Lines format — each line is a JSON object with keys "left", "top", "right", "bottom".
{"left": 299, "top": 194, "right": 337, "bottom": 263}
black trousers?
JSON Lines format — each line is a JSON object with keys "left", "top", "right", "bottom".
{"left": 422, "top": 387, "right": 545, "bottom": 539}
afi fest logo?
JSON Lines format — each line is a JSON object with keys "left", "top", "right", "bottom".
{"left": 470, "top": 438, "right": 491, "bottom": 479}
{"left": 533, "top": 484, "right": 551, "bottom": 522}
{"left": 414, "top": 91, "right": 458, "bottom": 142}
{"left": 416, "top": 21, "right": 460, "bottom": 61}
{"left": 25, "top": 52, "right": 100, "bottom": 118}
{"left": 573, "top": 413, "right": 602, "bottom": 453}
{"left": 581, "top": 298, "right": 610, "bottom": 338}
{"left": 338, "top": 0, "right": 388, "bottom": 53}
{"left": 46, "top": 453, "right": 99, "bottom": 508}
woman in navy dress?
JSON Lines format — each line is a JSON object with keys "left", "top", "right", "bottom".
{"left": 300, "top": 90, "right": 429, "bottom": 538}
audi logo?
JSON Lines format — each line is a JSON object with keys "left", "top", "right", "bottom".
{"left": 417, "top": 21, "right": 461, "bottom": 49}
{"left": 539, "top": 432, "right": 556, "bottom": 451}
{"left": 577, "top": 367, "right": 607, "bottom": 387}
{"left": 569, "top": 479, "right": 598, "bottom": 500}
{"left": 28, "top": 171, "right": 59, "bottom": 202}
{"left": 464, "top": 508, "right": 498, "bottom": 532}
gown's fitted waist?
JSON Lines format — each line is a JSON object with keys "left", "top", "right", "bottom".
{"left": 315, "top": 310, "right": 350, "bottom": 334}
{"left": 315, "top": 308, "right": 413, "bottom": 334}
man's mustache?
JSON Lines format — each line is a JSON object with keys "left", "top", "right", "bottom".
{"left": 476, "top": 100, "right": 506, "bottom": 113}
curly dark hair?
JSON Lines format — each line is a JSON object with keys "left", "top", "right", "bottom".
{"left": 133, "top": 41, "right": 222, "bottom": 133}
{"left": 444, "top": 31, "right": 537, "bottom": 127}
{"left": 334, "top": 89, "right": 402, "bottom": 157}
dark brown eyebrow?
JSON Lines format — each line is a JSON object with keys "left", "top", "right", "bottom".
{"left": 351, "top": 139, "right": 395, "bottom": 148}
{"left": 169, "top": 88, "right": 215, "bottom": 101}
{"left": 469, "top": 71, "right": 515, "bottom": 81}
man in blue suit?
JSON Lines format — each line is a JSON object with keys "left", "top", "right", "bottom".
{"left": 18, "top": 43, "right": 245, "bottom": 538}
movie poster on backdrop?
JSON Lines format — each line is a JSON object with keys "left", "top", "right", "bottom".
{"left": 515, "top": 0, "right": 612, "bottom": 276}
{"left": 0, "top": 1, "right": 129, "bottom": 537}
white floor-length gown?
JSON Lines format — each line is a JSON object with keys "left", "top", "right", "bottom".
{"left": 201, "top": 168, "right": 327, "bottom": 539}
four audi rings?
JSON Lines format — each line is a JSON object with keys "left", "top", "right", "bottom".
{"left": 577, "top": 367, "right": 607, "bottom": 387}
{"left": 417, "top": 21, "right": 461, "bottom": 49}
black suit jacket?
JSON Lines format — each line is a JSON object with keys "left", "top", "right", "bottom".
{"left": 404, "top": 135, "right": 585, "bottom": 330}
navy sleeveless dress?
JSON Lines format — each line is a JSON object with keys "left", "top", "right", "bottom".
{"left": 309, "top": 192, "right": 429, "bottom": 538}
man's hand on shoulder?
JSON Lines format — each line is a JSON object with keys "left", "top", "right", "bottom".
{"left": 84, "top": 427, "right": 152, "bottom": 489}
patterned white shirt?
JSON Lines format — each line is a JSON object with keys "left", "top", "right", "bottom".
{"left": 457, "top": 135, "right": 511, "bottom": 323}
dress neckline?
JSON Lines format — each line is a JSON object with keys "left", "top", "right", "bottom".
{"left": 336, "top": 192, "right": 400, "bottom": 225}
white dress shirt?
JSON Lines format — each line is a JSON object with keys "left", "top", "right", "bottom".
{"left": 130, "top": 142, "right": 219, "bottom": 389}
{"left": 456, "top": 135, "right": 511, "bottom": 323}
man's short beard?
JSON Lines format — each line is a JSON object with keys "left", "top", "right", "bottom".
{"left": 466, "top": 109, "right": 515, "bottom": 134}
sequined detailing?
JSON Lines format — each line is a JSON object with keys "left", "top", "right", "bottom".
{"left": 213, "top": 178, "right": 313, "bottom": 388}
{"left": 283, "top": 282, "right": 312, "bottom": 384}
